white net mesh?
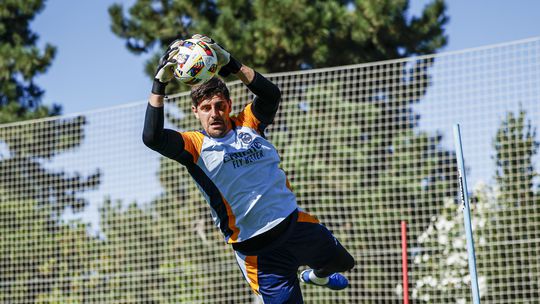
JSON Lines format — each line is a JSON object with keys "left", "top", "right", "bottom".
{"left": 1, "top": 37, "right": 539, "bottom": 303}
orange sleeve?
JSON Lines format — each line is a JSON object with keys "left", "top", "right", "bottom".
{"left": 230, "top": 103, "right": 261, "bottom": 131}
{"left": 180, "top": 131, "right": 204, "bottom": 163}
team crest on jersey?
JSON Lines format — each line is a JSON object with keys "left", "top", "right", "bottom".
{"left": 238, "top": 132, "right": 253, "bottom": 144}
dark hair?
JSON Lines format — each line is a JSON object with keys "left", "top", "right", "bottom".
{"left": 190, "top": 77, "right": 230, "bottom": 107}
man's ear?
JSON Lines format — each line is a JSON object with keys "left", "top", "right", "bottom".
{"left": 191, "top": 105, "right": 199, "bottom": 119}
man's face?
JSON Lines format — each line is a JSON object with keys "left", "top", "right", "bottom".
{"left": 192, "top": 94, "right": 232, "bottom": 138}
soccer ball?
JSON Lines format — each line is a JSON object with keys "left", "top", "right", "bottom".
{"left": 173, "top": 38, "right": 219, "bottom": 86}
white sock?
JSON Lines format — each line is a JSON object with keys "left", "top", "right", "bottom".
{"left": 309, "top": 271, "right": 329, "bottom": 285}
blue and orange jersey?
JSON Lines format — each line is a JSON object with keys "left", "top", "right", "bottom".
{"left": 179, "top": 103, "right": 298, "bottom": 243}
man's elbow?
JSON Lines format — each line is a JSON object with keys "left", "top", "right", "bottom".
{"left": 272, "top": 85, "right": 282, "bottom": 104}
{"left": 142, "top": 131, "right": 158, "bottom": 150}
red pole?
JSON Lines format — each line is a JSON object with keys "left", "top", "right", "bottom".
{"left": 401, "top": 221, "right": 410, "bottom": 304}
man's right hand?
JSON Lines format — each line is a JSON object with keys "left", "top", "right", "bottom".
{"left": 191, "top": 34, "right": 242, "bottom": 77}
{"left": 152, "top": 40, "right": 183, "bottom": 95}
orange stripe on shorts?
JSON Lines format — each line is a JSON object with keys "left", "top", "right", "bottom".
{"left": 297, "top": 211, "right": 320, "bottom": 223}
{"left": 245, "top": 256, "right": 260, "bottom": 294}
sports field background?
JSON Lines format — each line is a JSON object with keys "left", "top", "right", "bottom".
{"left": 1, "top": 37, "right": 539, "bottom": 303}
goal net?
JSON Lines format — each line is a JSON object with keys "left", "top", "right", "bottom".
{"left": 1, "top": 37, "right": 539, "bottom": 303}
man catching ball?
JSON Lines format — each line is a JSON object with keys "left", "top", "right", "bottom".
{"left": 143, "top": 34, "right": 355, "bottom": 303}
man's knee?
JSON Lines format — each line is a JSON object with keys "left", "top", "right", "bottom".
{"left": 341, "top": 249, "right": 355, "bottom": 272}
{"left": 317, "top": 246, "right": 355, "bottom": 275}
{"left": 331, "top": 245, "right": 354, "bottom": 272}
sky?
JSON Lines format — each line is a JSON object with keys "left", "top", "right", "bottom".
{"left": 32, "top": 0, "right": 540, "bottom": 115}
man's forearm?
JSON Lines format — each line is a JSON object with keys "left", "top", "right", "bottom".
{"left": 235, "top": 65, "right": 256, "bottom": 85}
{"left": 149, "top": 93, "right": 165, "bottom": 108}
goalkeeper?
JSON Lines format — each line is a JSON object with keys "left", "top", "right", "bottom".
{"left": 143, "top": 35, "right": 355, "bottom": 303}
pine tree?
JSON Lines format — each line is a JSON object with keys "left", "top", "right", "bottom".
{"left": 493, "top": 109, "right": 538, "bottom": 207}
{"left": 483, "top": 109, "right": 540, "bottom": 302}
{"left": 109, "top": 0, "right": 448, "bottom": 93}
{"left": 0, "top": 0, "right": 60, "bottom": 122}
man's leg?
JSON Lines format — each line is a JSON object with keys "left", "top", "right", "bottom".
{"left": 312, "top": 240, "right": 355, "bottom": 277}
{"left": 299, "top": 239, "right": 355, "bottom": 290}
{"left": 289, "top": 212, "right": 355, "bottom": 290}
{"left": 234, "top": 249, "right": 303, "bottom": 304}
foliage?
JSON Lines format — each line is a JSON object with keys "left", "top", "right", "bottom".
{"left": 482, "top": 109, "right": 540, "bottom": 302}
{"left": 5, "top": 0, "right": 539, "bottom": 302}
{"left": 493, "top": 109, "right": 538, "bottom": 205}
{"left": 0, "top": 116, "right": 101, "bottom": 216}
{"left": 0, "top": 0, "right": 100, "bottom": 218}
{"left": 0, "top": 190, "right": 101, "bottom": 303}
{"left": 0, "top": 2, "right": 103, "bottom": 301}
{"left": 107, "top": 0, "right": 453, "bottom": 300}
{"left": 409, "top": 186, "right": 491, "bottom": 303}
{"left": 266, "top": 70, "right": 458, "bottom": 301}
{"left": 109, "top": 0, "right": 448, "bottom": 93}
{"left": 0, "top": 0, "right": 60, "bottom": 122}
{"left": 411, "top": 109, "right": 540, "bottom": 302}
{"left": 98, "top": 198, "right": 241, "bottom": 302}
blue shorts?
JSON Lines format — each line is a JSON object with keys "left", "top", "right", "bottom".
{"left": 234, "top": 210, "right": 348, "bottom": 303}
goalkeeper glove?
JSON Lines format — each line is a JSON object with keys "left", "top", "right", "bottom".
{"left": 152, "top": 39, "right": 183, "bottom": 95}
{"left": 191, "top": 34, "right": 242, "bottom": 77}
